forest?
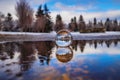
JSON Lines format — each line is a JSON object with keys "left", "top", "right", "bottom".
{"left": 0, "top": 0, "right": 120, "bottom": 33}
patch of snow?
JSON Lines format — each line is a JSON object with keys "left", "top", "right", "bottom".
{"left": 0, "top": 31, "right": 120, "bottom": 42}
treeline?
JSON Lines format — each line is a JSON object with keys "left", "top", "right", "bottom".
{"left": 0, "top": 0, "right": 120, "bottom": 33}
{"left": 68, "top": 15, "right": 120, "bottom": 32}
{"left": 0, "top": 0, "right": 52, "bottom": 32}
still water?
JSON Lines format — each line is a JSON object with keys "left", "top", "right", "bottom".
{"left": 0, "top": 39, "right": 120, "bottom": 80}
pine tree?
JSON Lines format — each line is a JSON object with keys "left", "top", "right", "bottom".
{"left": 44, "top": 4, "right": 49, "bottom": 17}
{"left": 105, "top": 18, "right": 110, "bottom": 31}
{"left": 34, "top": 4, "right": 53, "bottom": 32}
{"left": 93, "top": 18, "right": 97, "bottom": 25}
{"left": 0, "top": 12, "right": 4, "bottom": 31}
{"left": 68, "top": 18, "right": 73, "bottom": 31}
{"left": 79, "top": 15, "right": 84, "bottom": 22}
{"left": 113, "top": 19, "right": 118, "bottom": 31}
{"left": 7, "top": 13, "right": 12, "bottom": 21}
{"left": 78, "top": 15, "right": 86, "bottom": 31}
{"left": 73, "top": 16, "right": 78, "bottom": 31}
{"left": 54, "top": 14, "right": 64, "bottom": 32}
{"left": 3, "top": 13, "right": 14, "bottom": 31}
{"left": 44, "top": 4, "right": 53, "bottom": 32}
{"left": 36, "top": 5, "right": 44, "bottom": 17}
{"left": 68, "top": 17, "right": 78, "bottom": 32}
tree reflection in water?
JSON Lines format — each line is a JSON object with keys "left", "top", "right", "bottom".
{"left": 0, "top": 39, "right": 119, "bottom": 62}
{"left": 0, "top": 39, "right": 120, "bottom": 62}
{"left": 20, "top": 42, "right": 36, "bottom": 71}
{"left": 35, "top": 41, "right": 54, "bottom": 65}
{"left": 0, "top": 42, "right": 19, "bottom": 60}
{"left": 0, "top": 39, "right": 120, "bottom": 80}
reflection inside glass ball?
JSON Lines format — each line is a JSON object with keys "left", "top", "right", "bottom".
{"left": 55, "top": 29, "right": 72, "bottom": 47}
{"left": 56, "top": 47, "right": 73, "bottom": 63}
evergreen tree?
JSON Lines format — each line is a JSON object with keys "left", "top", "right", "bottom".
{"left": 68, "top": 18, "right": 73, "bottom": 31}
{"left": 44, "top": 4, "right": 49, "bottom": 17}
{"left": 69, "top": 17, "right": 78, "bottom": 32}
{"left": 73, "top": 16, "right": 78, "bottom": 31}
{"left": 105, "top": 18, "right": 110, "bottom": 31}
{"left": 6, "top": 13, "right": 12, "bottom": 21}
{"left": 56, "top": 14, "right": 62, "bottom": 21}
{"left": 0, "top": 12, "right": 4, "bottom": 31}
{"left": 93, "top": 18, "right": 97, "bottom": 25}
{"left": 36, "top": 5, "right": 44, "bottom": 17}
{"left": 3, "top": 13, "right": 14, "bottom": 31}
{"left": 35, "top": 4, "right": 53, "bottom": 32}
{"left": 78, "top": 15, "right": 86, "bottom": 31}
{"left": 69, "top": 18, "right": 73, "bottom": 29}
{"left": 100, "top": 20, "right": 103, "bottom": 26}
{"left": 113, "top": 19, "right": 118, "bottom": 31}
{"left": 79, "top": 15, "right": 84, "bottom": 22}
{"left": 54, "top": 14, "right": 64, "bottom": 32}
{"left": 44, "top": 4, "right": 53, "bottom": 32}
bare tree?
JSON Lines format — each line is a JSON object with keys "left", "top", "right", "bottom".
{"left": 16, "top": 0, "right": 33, "bottom": 32}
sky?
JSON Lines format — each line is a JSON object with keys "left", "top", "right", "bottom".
{"left": 0, "top": 0, "right": 120, "bottom": 24}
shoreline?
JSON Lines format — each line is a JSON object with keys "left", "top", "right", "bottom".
{"left": 0, "top": 31, "right": 120, "bottom": 42}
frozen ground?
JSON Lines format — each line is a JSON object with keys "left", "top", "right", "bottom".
{"left": 0, "top": 31, "right": 120, "bottom": 42}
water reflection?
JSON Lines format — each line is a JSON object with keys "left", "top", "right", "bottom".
{"left": 0, "top": 42, "right": 19, "bottom": 60}
{"left": 35, "top": 41, "right": 54, "bottom": 65}
{"left": 0, "top": 39, "right": 120, "bottom": 61}
{"left": 0, "top": 39, "right": 120, "bottom": 80}
{"left": 71, "top": 39, "right": 120, "bottom": 53}
{"left": 56, "top": 47, "right": 73, "bottom": 63}
{"left": 20, "top": 42, "right": 36, "bottom": 71}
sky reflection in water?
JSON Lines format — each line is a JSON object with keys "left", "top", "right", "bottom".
{"left": 0, "top": 39, "right": 120, "bottom": 80}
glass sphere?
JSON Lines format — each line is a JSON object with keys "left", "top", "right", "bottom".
{"left": 55, "top": 29, "right": 72, "bottom": 47}
{"left": 56, "top": 47, "right": 73, "bottom": 63}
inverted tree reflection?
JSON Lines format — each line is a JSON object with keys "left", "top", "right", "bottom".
{"left": 20, "top": 42, "right": 36, "bottom": 71}
{"left": 35, "top": 41, "right": 54, "bottom": 65}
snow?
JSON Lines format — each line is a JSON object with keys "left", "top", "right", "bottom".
{"left": 72, "top": 31, "right": 120, "bottom": 40}
{"left": 0, "top": 31, "right": 120, "bottom": 42}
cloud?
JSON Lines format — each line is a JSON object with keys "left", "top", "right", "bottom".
{"left": 77, "top": 43, "right": 120, "bottom": 55}
{"left": 54, "top": 2, "right": 94, "bottom": 11}
{"left": 0, "top": 0, "right": 49, "bottom": 19}
{"left": 51, "top": 10, "right": 120, "bottom": 24}
{"left": 0, "top": 0, "right": 17, "bottom": 19}
{"left": 82, "top": 10, "right": 120, "bottom": 21}
{"left": 0, "top": 0, "right": 120, "bottom": 24}
{"left": 51, "top": 11, "right": 80, "bottom": 24}
{"left": 29, "top": 0, "right": 49, "bottom": 6}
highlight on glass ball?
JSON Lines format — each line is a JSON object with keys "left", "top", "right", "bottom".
{"left": 55, "top": 29, "right": 72, "bottom": 47}
{"left": 56, "top": 47, "right": 73, "bottom": 63}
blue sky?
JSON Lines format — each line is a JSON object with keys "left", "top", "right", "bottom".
{"left": 46, "top": 0, "right": 120, "bottom": 11}
{"left": 0, "top": 0, "right": 120, "bottom": 23}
